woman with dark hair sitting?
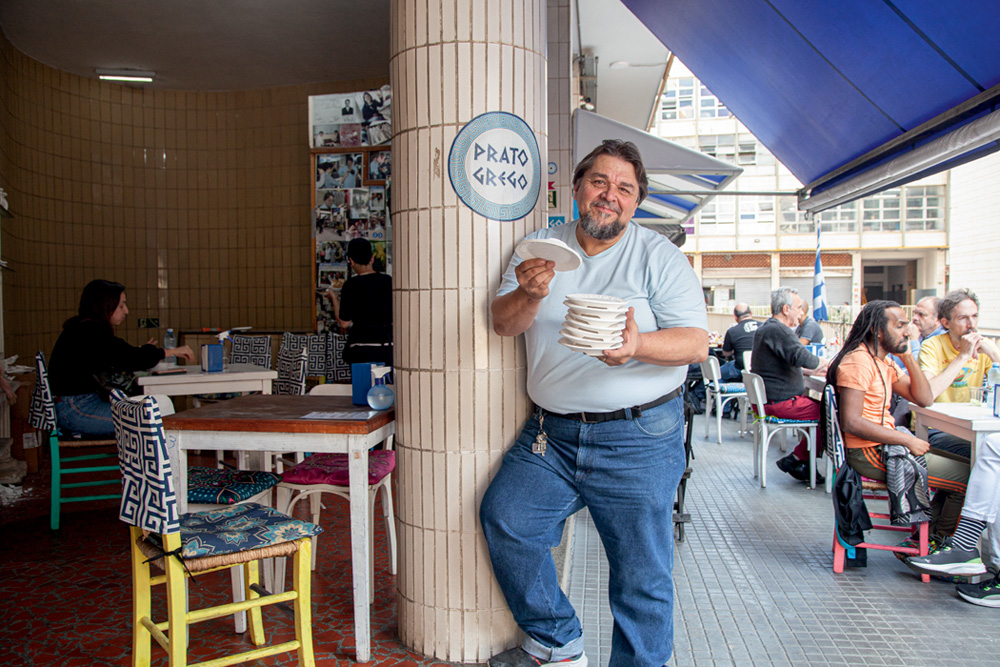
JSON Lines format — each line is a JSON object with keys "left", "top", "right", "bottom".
{"left": 47, "top": 279, "right": 194, "bottom": 435}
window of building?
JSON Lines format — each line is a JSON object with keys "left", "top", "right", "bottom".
{"left": 699, "top": 198, "right": 736, "bottom": 226}
{"left": 861, "top": 189, "right": 901, "bottom": 231}
{"left": 698, "top": 134, "right": 736, "bottom": 163}
{"left": 819, "top": 201, "right": 858, "bottom": 233}
{"left": 778, "top": 196, "right": 813, "bottom": 234}
{"left": 698, "top": 85, "right": 732, "bottom": 119}
{"left": 737, "top": 136, "right": 756, "bottom": 165}
{"left": 904, "top": 185, "right": 944, "bottom": 231}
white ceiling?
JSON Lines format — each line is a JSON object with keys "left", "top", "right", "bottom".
{"left": 0, "top": 0, "right": 667, "bottom": 129}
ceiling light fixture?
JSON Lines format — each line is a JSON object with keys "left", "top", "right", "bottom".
{"left": 96, "top": 69, "right": 155, "bottom": 83}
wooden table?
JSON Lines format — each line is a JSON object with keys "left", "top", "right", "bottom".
{"left": 136, "top": 362, "right": 277, "bottom": 396}
{"left": 162, "top": 394, "right": 395, "bottom": 662}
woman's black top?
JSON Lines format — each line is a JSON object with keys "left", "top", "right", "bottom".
{"left": 48, "top": 317, "right": 165, "bottom": 398}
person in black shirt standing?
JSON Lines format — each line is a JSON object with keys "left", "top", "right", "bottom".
{"left": 328, "top": 239, "right": 393, "bottom": 367}
{"left": 720, "top": 302, "right": 760, "bottom": 382}
{"left": 48, "top": 279, "right": 194, "bottom": 435}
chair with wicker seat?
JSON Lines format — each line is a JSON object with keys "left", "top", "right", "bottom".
{"left": 825, "top": 385, "right": 930, "bottom": 581}
{"left": 28, "top": 351, "right": 120, "bottom": 530}
{"left": 742, "top": 370, "right": 820, "bottom": 489}
{"left": 111, "top": 392, "right": 321, "bottom": 667}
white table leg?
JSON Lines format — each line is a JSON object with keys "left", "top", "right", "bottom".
{"left": 348, "top": 439, "right": 371, "bottom": 662}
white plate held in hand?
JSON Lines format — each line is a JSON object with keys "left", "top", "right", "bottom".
{"left": 515, "top": 238, "right": 582, "bottom": 272}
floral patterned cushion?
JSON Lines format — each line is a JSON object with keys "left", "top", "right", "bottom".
{"left": 147, "top": 502, "right": 322, "bottom": 559}
{"left": 281, "top": 450, "right": 395, "bottom": 486}
{"left": 187, "top": 466, "right": 282, "bottom": 505}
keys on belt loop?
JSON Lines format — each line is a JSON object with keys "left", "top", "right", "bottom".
{"left": 532, "top": 412, "right": 548, "bottom": 456}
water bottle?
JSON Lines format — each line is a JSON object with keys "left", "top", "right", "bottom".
{"left": 989, "top": 363, "right": 1000, "bottom": 416}
{"left": 164, "top": 328, "right": 177, "bottom": 366}
{"left": 367, "top": 367, "right": 394, "bottom": 410}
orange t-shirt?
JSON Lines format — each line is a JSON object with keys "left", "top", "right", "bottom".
{"left": 834, "top": 348, "right": 902, "bottom": 449}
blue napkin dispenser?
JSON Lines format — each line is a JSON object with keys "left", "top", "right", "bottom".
{"left": 351, "top": 362, "right": 384, "bottom": 405}
{"left": 201, "top": 343, "right": 224, "bottom": 373}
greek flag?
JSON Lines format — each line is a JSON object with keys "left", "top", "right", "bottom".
{"left": 813, "top": 226, "right": 829, "bottom": 321}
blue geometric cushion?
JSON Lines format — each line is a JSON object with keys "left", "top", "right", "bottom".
{"left": 148, "top": 503, "right": 322, "bottom": 559}
{"left": 763, "top": 415, "right": 817, "bottom": 424}
{"left": 715, "top": 382, "right": 746, "bottom": 394}
{"left": 187, "top": 466, "right": 283, "bottom": 505}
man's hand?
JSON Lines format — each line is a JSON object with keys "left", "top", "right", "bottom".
{"left": 601, "top": 307, "right": 639, "bottom": 366}
{"left": 514, "top": 258, "right": 555, "bottom": 300}
{"left": 959, "top": 331, "right": 983, "bottom": 360}
{"left": 978, "top": 336, "right": 1000, "bottom": 363}
{"left": 903, "top": 432, "right": 930, "bottom": 457}
{"left": 803, "top": 358, "right": 830, "bottom": 376}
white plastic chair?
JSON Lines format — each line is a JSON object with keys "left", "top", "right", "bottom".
{"left": 743, "top": 350, "right": 753, "bottom": 372}
{"left": 742, "top": 371, "right": 819, "bottom": 489}
{"left": 699, "top": 356, "right": 746, "bottom": 445}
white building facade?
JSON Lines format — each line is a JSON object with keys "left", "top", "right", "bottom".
{"left": 653, "top": 60, "right": 958, "bottom": 330}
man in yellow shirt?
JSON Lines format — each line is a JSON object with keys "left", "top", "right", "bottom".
{"left": 920, "top": 289, "right": 1000, "bottom": 457}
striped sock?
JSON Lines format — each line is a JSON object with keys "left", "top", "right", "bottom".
{"left": 951, "top": 517, "right": 988, "bottom": 552}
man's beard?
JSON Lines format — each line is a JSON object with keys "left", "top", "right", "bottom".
{"left": 579, "top": 206, "right": 627, "bottom": 241}
{"left": 882, "top": 328, "right": 909, "bottom": 355}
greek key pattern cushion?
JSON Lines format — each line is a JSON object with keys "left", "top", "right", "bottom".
{"left": 326, "top": 331, "right": 350, "bottom": 382}
{"left": 274, "top": 346, "right": 307, "bottom": 396}
{"left": 229, "top": 334, "right": 272, "bottom": 368}
{"left": 171, "top": 502, "right": 322, "bottom": 559}
{"left": 281, "top": 450, "right": 395, "bottom": 487}
{"left": 112, "top": 393, "right": 180, "bottom": 534}
{"left": 29, "top": 351, "right": 57, "bottom": 431}
{"left": 187, "top": 466, "right": 282, "bottom": 505}
{"left": 281, "top": 332, "right": 327, "bottom": 376}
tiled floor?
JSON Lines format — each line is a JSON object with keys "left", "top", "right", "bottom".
{"left": 568, "top": 414, "right": 1000, "bottom": 667}
{"left": 5, "top": 416, "right": 999, "bottom": 667}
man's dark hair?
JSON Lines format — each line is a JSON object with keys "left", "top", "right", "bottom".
{"left": 572, "top": 139, "right": 649, "bottom": 205}
{"left": 347, "top": 238, "right": 373, "bottom": 265}
{"left": 826, "top": 300, "right": 900, "bottom": 387}
{"left": 938, "top": 288, "right": 979, "bottom": 323}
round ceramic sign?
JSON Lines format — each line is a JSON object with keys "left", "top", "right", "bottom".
{"left": 448, "top": 111, "right": 541, "bottom": 221}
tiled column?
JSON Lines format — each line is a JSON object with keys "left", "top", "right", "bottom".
{"left": 390, "top": 0, "right": 547, "bottom": 661}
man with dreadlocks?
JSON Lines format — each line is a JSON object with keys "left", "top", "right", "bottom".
{"left": 828, "top": 300, "right": 969, "bottom": 542}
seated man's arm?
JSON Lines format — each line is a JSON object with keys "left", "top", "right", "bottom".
{"left": 891, "top": 351, "right": 933, "bottom": 407}
{"left": 921, "top": 333, "right": 978, "bottom": 398}
{"left": 721, "top": 332, "right": 734, "bottom": 358}
{"left": 838, "top": 386, "right": 929, "bottom": 456}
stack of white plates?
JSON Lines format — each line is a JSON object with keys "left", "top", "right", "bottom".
{"left": 559, "top": 294, "right": 628, "bottom": 356}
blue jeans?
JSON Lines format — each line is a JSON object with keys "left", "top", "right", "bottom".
{"left": 480, "top": 397, "right": 685, "bottom": 667}
{"left": 719, "top": 359, "right": 741, "bottom": 382}
{"left": 55, "top": 392, "right": 114, "bottom": 436}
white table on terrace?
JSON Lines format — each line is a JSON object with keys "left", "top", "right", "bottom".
{"left": 136, "top": 362, "right": 277, "bottom": 396}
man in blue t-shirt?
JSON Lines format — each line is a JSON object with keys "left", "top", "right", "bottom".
{"left": 480, "top": 140, "right": 708, "bottom": 667}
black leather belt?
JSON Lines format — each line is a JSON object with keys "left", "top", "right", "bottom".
{"left": 542, "top": 386, "right": 683, "bottom": 424}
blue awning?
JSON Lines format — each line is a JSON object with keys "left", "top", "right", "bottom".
{"left": 621, "top": 0, "right": 1000, "bottom": 212}
{"left": 574, "top": 109, "right": 741, "bottom": 230}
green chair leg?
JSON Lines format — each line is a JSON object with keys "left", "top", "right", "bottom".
{"left": 50, "top": 434, "right": 61, "bottom": 530}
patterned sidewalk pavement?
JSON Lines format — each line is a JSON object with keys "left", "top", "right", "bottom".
{"left": 567, "top": 414, "right": 999, "bottom": 666}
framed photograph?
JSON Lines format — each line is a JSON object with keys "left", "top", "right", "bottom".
{"left": 368, "top": 185, "right": 385, "bottom": 211}
{"left": 312, "top": 125, "right": 342, "bottom": 148}
{"left": 339, "top": 123, "right": 363, "bottom": 147}
{"left": 349, "top": 187, "right": 370, "bottom": 219}
{"left": 366, "top": 150, "right": 391, "bottom": 184}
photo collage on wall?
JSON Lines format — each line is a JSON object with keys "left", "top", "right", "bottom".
{"left": 310, "top": 88, "right": 393, "bottom": 335}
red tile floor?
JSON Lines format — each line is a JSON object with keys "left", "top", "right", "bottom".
{"left": 0, "top": 450, "right": 464, "bottom": 666}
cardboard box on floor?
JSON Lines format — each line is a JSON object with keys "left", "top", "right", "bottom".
{"left": 10, "top": 372, "right": 40, "bottom": 473}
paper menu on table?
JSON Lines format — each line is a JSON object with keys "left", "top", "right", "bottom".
{"left": 302, "top": 410, "right": 380, "bottom": 420}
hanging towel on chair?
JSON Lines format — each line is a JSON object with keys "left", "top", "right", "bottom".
{"left": 882, "top": 443, "right": 932, "bottom": 526}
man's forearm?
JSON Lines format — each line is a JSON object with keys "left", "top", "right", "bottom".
{"left": 924, "top": 354, "right": 971, "bottom": 398}
{"left": 631, "top": 327, "right": 709, "bottom": 367}
{"left": 491, "top": 288, "right": 543, "bottom": 337}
